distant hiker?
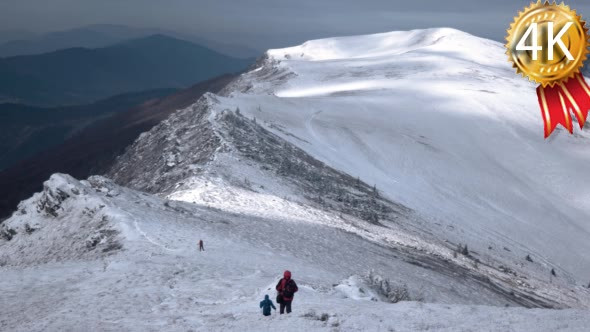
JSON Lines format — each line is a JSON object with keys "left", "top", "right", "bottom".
{"left": 199, "top": 239, "right": 204, "bottom": 251}
{"left": 276, "top": 270, "right": 298, "bottom": 314}
{"left": 259, "top": 294, "right": 276, "bottom": 316}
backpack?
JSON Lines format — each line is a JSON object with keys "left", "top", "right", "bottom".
{"left": 282, "top": 279, "right": 296, "bottom": 298}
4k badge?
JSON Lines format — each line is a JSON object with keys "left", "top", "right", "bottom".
{"left": 506, "top": 1, "right": 590, "bottom": 138}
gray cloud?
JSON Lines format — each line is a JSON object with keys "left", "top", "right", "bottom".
{"left": 2, "top": 0, "right": 590, "bottom": 50}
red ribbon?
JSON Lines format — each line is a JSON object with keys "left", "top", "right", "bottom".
{"left": 536, "top": 73, "right": 590, "bottom": 138}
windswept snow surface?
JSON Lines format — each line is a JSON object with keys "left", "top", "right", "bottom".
{"left": 217, "top": 28, "right": 590, "bottom": 282}
{"left": 1, "top": 174, "right": 590, "bottom": 331}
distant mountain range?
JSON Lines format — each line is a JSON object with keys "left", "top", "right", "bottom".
{"left": 0, "top": 88, "right": 176, "bottom": 171}
{"left": 0, "top": 24, "right": 261, "bottom": 58}
{"left": 0, "top": 34, "right": 253, "bottom": 106}
{"left": 0, "top": 73, "right": 236, "bottom": 219}
{"left": 0, "top": 29, "right": 36, "bottom": 44}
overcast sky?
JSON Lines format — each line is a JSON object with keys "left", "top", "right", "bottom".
{"left": 2, "top": 0, "right": 590, "bottom": 50}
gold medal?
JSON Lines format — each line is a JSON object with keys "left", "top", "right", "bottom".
{"left": 506, "top": 1, "right": 589, "bottom": 87}
{"left": 506, "top": 1, "right": 590, "bottom": 137}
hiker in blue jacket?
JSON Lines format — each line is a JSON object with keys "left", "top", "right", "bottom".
{"left": 259, "top": 294, "right": 276, "bottom": 316}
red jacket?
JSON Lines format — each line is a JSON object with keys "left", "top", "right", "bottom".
{"left": 276, "top": 277, "right": 298, "bottom": 301}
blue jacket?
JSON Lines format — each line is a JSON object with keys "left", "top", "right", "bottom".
{"left": 259, "top": 295, "right": 276, "bottom": 315}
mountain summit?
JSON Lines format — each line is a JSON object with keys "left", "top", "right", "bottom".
{"left": 220, "top": 27, "right": 590, "bottom": 280}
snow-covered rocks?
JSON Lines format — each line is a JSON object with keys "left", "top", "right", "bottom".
{"left": 0, "top": 174, "right": 121, "bottom": 266}
{"left": 108, "top": 96, "right": 220, "bottom": 193}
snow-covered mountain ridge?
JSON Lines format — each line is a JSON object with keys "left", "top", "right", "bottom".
{"left": 3, "top": 28, "right": 590, "bottom": 331}
{"left": 105, "top": 93, "right": 588, "bottom": 308}
{"left": 219, "top": 28, "right": 590, "bottom": 281}
{"left": 103, "top": 28, "right": 590, "bottom": 307}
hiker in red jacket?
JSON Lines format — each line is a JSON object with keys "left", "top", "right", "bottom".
{"left": 275, "top": 270, "right": 298, "bottom": 314}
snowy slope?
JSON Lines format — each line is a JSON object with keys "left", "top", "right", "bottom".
{"left": 213, "top": 28, "right": 590, "bottom": 283}
{"left": 104, "top": 28, "right": 590, "bottom": 307}
{"left": 108, "top": 92, "right": 590, "bottom": 309}
{"left": 2, "top": 175, "right": 590, "bottom": 331}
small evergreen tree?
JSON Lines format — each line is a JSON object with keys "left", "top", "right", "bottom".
{"left": 461, "top": 245, "right": 469, "bottom": 256}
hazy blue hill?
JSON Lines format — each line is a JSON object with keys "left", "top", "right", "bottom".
{"left": 0, "top": 24, "right": 260, "bottom": 58}
{"left": 0, "top": 29, "right": 36, "bottom": 44}
{"left": 0, "top": 88, "right": 176, "bottom": 170}
{"left": 0, "top": 27, "right": 125, "bottom": 57}
{"left": 0, "top": 34, "right": 253, "bottom": 106}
